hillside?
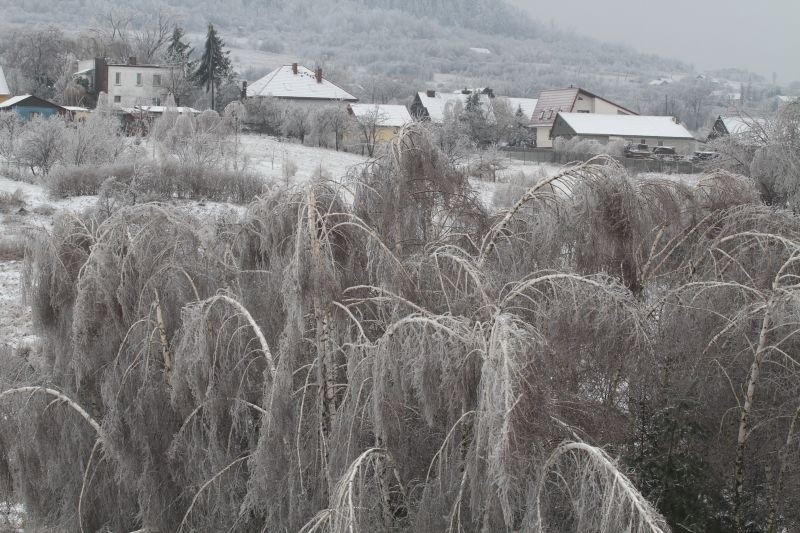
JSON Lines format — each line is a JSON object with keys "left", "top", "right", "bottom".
{"left": 0, "top": 0, "right": 689, "bottom": 102}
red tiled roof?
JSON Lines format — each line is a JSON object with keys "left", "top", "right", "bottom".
{"left": 531, "top": 88, "right": 580, "bottom": 126}
{"left": 531, "top": 87, "right": 638, "bottom": 127}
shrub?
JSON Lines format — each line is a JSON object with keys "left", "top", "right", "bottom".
{"left": 0, "top": 235, "right": 25, "bottom": 260}
{"left": 0, "top": 189, "right": 26, "bottom": 213}
{"left": 48, "top": 162, "right": 266, "bottom": 203}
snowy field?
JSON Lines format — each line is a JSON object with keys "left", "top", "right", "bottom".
{"left": 239, "top": 134, "right": 368, "bottom": 183}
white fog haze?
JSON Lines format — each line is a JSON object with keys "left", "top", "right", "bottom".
{"left": 511, "top": 0, "right": 799, "bottom": 82}
{"left": 1, "top": 1, "right": 800, "bottom": 532}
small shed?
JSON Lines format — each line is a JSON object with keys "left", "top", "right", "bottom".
{"left": 0, "top": 94, "right": 67, "bottom": 121}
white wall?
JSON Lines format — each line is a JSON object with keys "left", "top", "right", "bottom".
{"left": 107, "top": 66, "right": 175, "bottom": 108}
{"left": 536, "top": 126, "right": 553, "bottom": 148}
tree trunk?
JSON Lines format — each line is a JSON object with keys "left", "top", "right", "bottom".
{"left": 734, "top": 300, "right": 774, "bottom": 532}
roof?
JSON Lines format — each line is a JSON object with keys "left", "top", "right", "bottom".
{"left": 0, "top": 66, "right": 8, "bottom": 95}
{"left": 135, "top": 105, "right": 201, "bottom": 115}
{"left": 469, "top": 47, "right": 491, "bottom": 54}
{"left": 73, "top": 67, "right": 95, "bottom": 76}
{"left": 64, "top": 106, "right": 89, "bottom": 112}
{"left": 531, "top": 88, "right": 580, "bottom": 126}
{"left": 349, "top": 104, "right": 412, "bottom": 127}
{"left": 554, "top": 113, "right": 695, "bottom": 139}
{"left": 0, "top": 94, "right": 65, "bottom": 111}
{"left": 505, "top": 97, "right": 538, "bottom": 120}
{"left": 106, "top": 63, "right": 175, "bottom": 70}
{"left": 247, "top": 65, "right": 357, "bottom": 101}
{"left": 718, "top": 116, "right": 767, "bottom": 135}
{"left": 531, "top": 88, "right": 637, "bottom": 127}
{"left": 415, "top": 91, "right": 492, "bottom": 123}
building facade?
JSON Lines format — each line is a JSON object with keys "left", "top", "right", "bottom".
{"left": 531, "top": 88, "right": 637, "bottom": 148}
{"left": 92, "top": 58, "right": 177, "bottom": 108}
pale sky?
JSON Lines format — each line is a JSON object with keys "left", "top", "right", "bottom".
{"left": 510, "top": 0, "right": 799, "bottom": 83}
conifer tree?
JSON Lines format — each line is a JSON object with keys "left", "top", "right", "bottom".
{"left": 193, "top": 23, "right": 232, "bottom": 111}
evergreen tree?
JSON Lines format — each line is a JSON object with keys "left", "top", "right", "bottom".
{"left": 167, "top": 27, "right": 193, "bottom": 66}
{"left": 193, "top": 24, "right": 232, "bottom": 111}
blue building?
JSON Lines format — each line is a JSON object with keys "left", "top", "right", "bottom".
{"left": 0, "top": 94, "right": 66, "bottom": 121}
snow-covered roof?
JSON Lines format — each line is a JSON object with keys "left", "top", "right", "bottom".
{"left": 135, "top": 105, "right": 201, "bottom": 115}
{"left": 469, "top": 47, "right": 491, "bottom": 54}
{"left": 777, "top": 95, "right": 799, "bottom": 103}
{"left": 505, "top": 97, "right": 538, "bottom": 120}
{"left": 0, "top": 94, "right": 29, "bottom": 108}
{"left": 719, "top": 116, "right": 767, "bottom": 135}
{"left": 415, "top": 91, "right": 492, "bottom": 123}
{"left": 64, "top": 106, "right": 89, "bottom": 112}
{"left": 247, "top": 65, "right": 357, "bottom": 101}
{"left": 556, "top": 112, "right": 695, "bottom": 139}
{"left": 349, "top": 104, "right": 412, "bottom": 127}
{"left": 0, "top": 66, "right": 9, "bottom": 95}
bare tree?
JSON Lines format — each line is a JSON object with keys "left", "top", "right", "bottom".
{"left": 17, "top": 116, "right": 66, "bottom": 175}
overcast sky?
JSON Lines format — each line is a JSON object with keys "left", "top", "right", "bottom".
{"left": 510, "top": 0, "right": 798, "bottom": 83}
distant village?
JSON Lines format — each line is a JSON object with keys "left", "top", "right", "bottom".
{"left": 0, "top": 53, "right": 797, "bottom": 164}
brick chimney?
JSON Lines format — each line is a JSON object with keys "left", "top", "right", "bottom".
{"left": 426, "top": 90, "right": 436, "bottom": 98}
{"left": 94, "top": 57, "right": 108, "bottom": 94}
{"left": 292, "top": 63, "right": 298, "bottom": 75}
{"left": 315, "top": 67, "right": 323, "bottom": 84}
{"left": 241, "top": 80, "right": 248, "bottom": 101}
{"left": 128, "top": 56, "right": 137, "bottom": 65}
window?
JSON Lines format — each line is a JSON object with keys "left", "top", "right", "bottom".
{"left": 114, "top": 95, "right": 121, "bottom": 103}
{"left": 115, "top": 72, "right": 121, "bottom": 85}
{"left": 153, "top": 74, "right": 161, "bottom": 87}
{"left": 136, "top": 73, "right": 143, "bottom": 86}
{"left": 29, "top": 111, "right": 40, "bottom": 119}
{"left": 641, "top": 139, "right": 646, "bottom": 145}
{"left": 658, "top": 141, "right": 664, "bottom": 146}
{"left": 539, "top": 111, "right": 545, "bottom": 119}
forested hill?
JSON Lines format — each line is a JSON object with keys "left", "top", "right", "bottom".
{"left": 0, "top": 0, "right": 689, "bottom": 100}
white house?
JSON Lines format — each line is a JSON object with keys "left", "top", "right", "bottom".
{"left": 75, "top": 57, "right": 179, "bottom": 108}
{"left": 551, "top": 112, "right": 697, "bottom": 154}
{"left": 246, "top": 63, "right": 357, "bottom": 106}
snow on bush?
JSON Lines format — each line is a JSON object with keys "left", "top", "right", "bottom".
{"left": 1, "top": 125, "right": 798, "bottom": 533}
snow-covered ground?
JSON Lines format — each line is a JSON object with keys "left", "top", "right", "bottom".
{"left": 240, "top": 135, "right": 368, "bottom": 183}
